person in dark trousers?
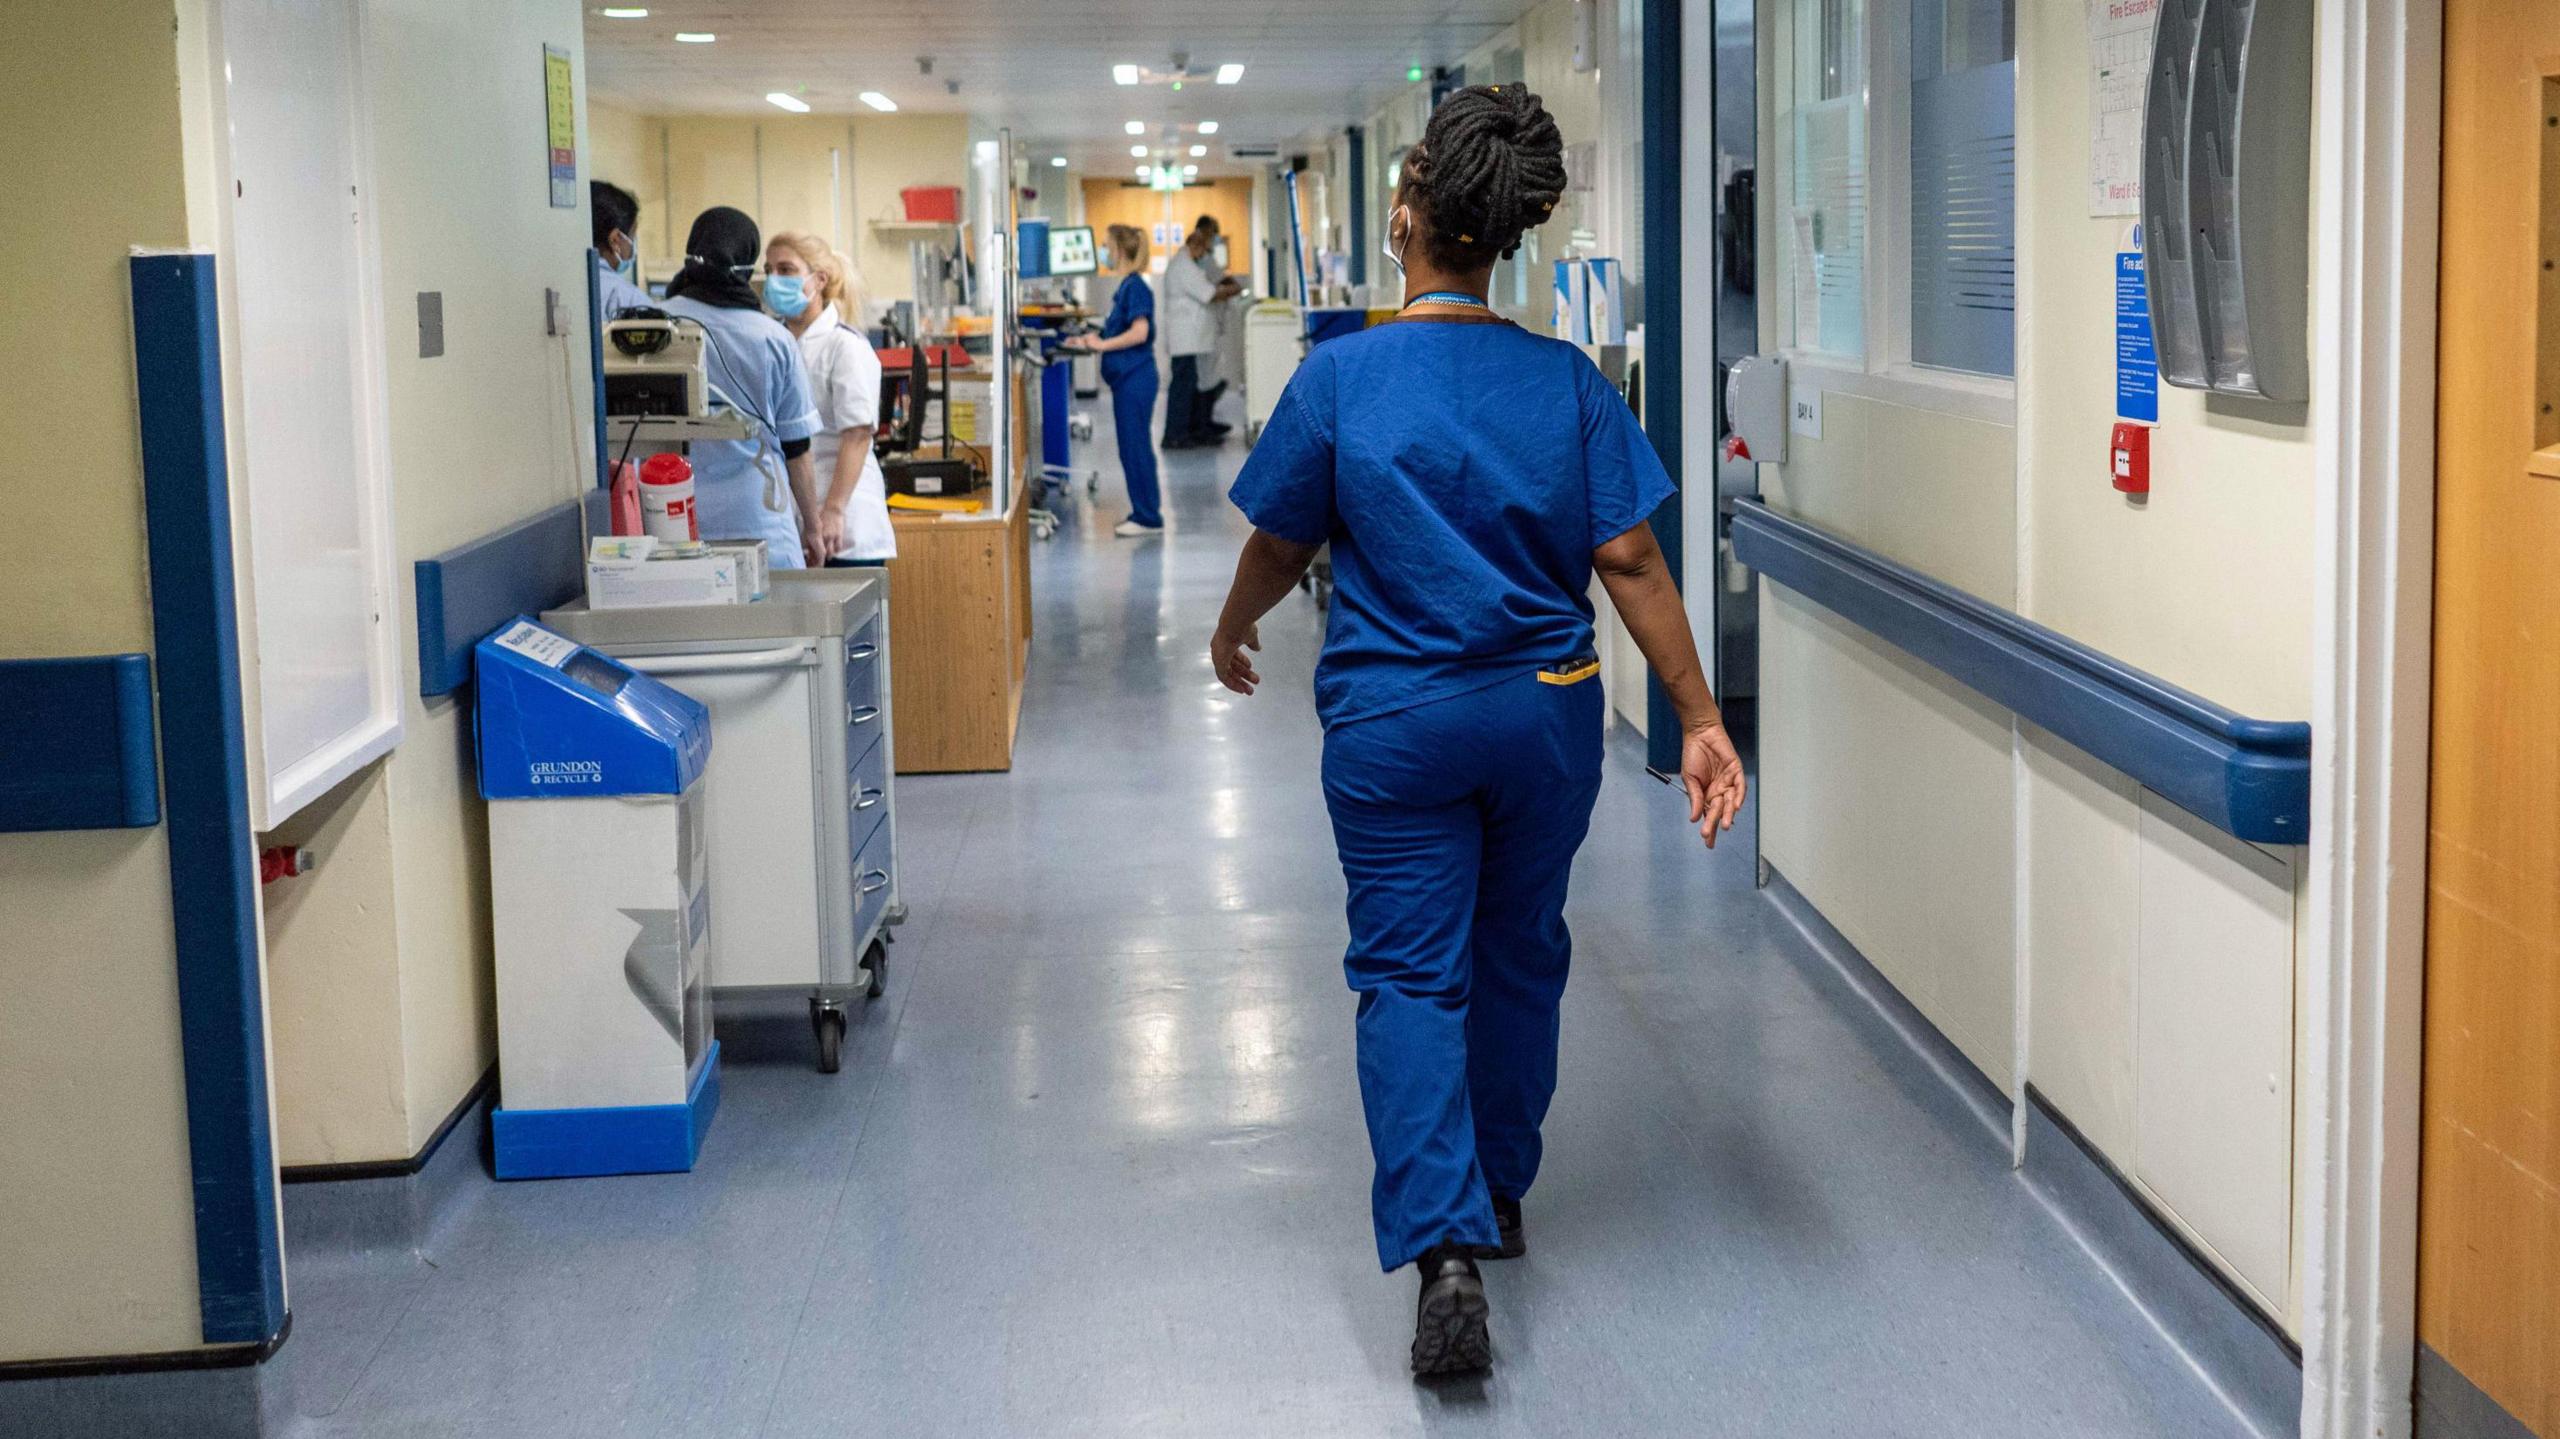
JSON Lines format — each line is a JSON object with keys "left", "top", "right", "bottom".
{"left": 1209, "top": 84, "right": 1748, "bottom": 1377}
{"left": 1187, "top": 214, "right": 1237, "bottom": 437}
{"left": 1060, "top": 225, "right": 1166, "bottom": 536}
{"left": 1161, "top": 220, "right": 1241, "bottom": 449}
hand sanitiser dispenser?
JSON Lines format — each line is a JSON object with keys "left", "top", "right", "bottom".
{"left": 474, "top": 619, "right": 721, "bottom": 1179}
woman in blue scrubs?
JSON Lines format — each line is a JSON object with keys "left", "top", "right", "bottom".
{"left": 657, "top": 207, "right": 824, "bottom": 566}
{"left": 1212, "top": 85, "right": 1749, "bottom": 1376}
{"left": 1060, "top": 224, "right": 1165, "bottom": 538}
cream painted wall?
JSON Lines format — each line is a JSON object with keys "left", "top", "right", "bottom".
{"left": 589, "top": 97, "right": 659, "bottom": 263}
{"left": 263, "top": 767, "right": 408, "bottom": 1162}
{"left": 256, "top": 0, "right": 597, "bottom": 1167}
{"left": 588, "top": 110, "right": 965, "bottom": 310}
{"left": 0, "top": 0, "right": 211, "bottom": 1363}
{"left": 1745, "top": 0, "right": 2317, "bottom": 1328}
{"left": 851, "top": 113, "right": 973, "bottom": 307}
{"left": 2013, "top": 0, "right": 2314, "bottom": 719}
{"left": 378, "top": 0, "right": 594, "bottom": 1158}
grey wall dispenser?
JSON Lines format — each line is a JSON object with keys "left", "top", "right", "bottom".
{"left": 2139, "top": 0, "right": 2313, "bottom": 403}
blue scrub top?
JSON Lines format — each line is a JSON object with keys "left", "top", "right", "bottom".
{"left": 1229, "top": 316, "right": 1674, "bottom": 730}
{"left": 656, "top": 295, "right": 819, "bottom": 567}
{"left": 1098, "top": 272, "right": 1155, "bottom": 388}
{"left": 594, "top": 254, "right": 653, "bottom": 322}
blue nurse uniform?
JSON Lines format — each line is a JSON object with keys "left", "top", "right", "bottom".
{"left": 1098, "top": 271, "right": 1163, "bottom": 529}
{"left": 1228, "top": 314, "right": 1673, "bottom": 1272}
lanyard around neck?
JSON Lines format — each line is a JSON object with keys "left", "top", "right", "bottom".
{"left": 1405, "top": 290, "right": 1490, "bottom": 310}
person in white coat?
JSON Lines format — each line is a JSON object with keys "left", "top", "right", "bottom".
{"left": 765, "top": 232, "right": 896, "bottom": 565}
{"left": 1160, "top": 222, "right": 1241, "bottom": 449}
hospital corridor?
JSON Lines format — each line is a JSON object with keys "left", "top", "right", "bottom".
{"left": 1, "top": 0, "right": 2552, "bottom": 1436}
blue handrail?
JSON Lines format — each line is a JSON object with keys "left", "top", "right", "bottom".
{"left": 414, "top": 499, "right": 588, "bottom": 699}
{"left": 1729, "top": 499, "right": 2311, "bottom": 844}
{"left": 0, "top": 654, "right": 161, "bottom": 831}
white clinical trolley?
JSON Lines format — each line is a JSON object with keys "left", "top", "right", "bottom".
{"left": 547, "top": 571, "right": 899, "bottom": 1073}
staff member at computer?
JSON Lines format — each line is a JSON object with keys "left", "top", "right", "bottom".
{"left": 765, "top": 231, "right": 895, "bottom": 565}
{"left": 1058, "top": 224, "right": 1164, "bottom": 538}
{"left": 658, "top": 207, "right": 826, "bottom": 567}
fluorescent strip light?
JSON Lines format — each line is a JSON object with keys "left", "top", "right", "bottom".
{"left": 1189, "top": 144, "right": 1207, "bottom": 157}
{"left": 858, "top": 91, "right": 898, "bottom": 112}
{"left": 600, "top": 7, "right": 649, "bottom": 17}
{"left": 1051, "top": 156, "right": 1068, "bottom": 168}
{"left": 1113, "top": 64, "right": 1140, "bottom": 85}
{"left": 674, "top": 31, "right": 714, "bottom": 42}
{"left": 1196, "top": 120, "right": 1218, "bottom": 135}
{"left": 1134, "top": 165, "right": 1150, "bottom": 177}
{"left": 1215, "top": 63, "right": 1244, "bottom": 84}
{"left": 766, "top": 92, "right": 810, "bottom": 113}
{"left": 1125, "top": 120, "right": 1146, "bottom": 135}
{"left": 1130, "top": 144, "right": 1148, "bottom": 157}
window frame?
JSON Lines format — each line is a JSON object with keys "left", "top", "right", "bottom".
{"left": 1775, "top": 0, "right": 2018, "bottom": 423}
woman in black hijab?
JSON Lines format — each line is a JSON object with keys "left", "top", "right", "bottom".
{"left": 657, "top": 207, "right": 828, "bottom": 566}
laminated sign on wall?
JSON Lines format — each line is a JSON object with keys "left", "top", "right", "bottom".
{"left": 2088, "top": 0, "right": 2161, "bottom": 215}
{"left": 2116, "top": 224, "right": 2159, "bottom": 422}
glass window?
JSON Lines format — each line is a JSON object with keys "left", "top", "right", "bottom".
{"left": 1908, "top": 0, "right": 2015, "bottom": 375}
{"left": 1788, "top": 0, "right": 1869, "bottom": 358}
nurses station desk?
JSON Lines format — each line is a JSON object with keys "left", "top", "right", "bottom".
{"left": 884, "top": 481, "right": 1032, "bottom": 773}
{"left": 874, "top": 348, "right": 1033, "bottom": 775}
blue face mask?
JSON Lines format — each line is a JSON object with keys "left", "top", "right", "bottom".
{"left": 761, "top": 273, "right": 810, "bottom": 319}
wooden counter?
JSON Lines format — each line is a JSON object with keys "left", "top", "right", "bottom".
{"left": 882, "top": 487, "right": 1032, "bottom": 773}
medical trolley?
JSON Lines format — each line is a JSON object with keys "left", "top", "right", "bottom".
{"left": 546, "top": 571, "right": 900, "bottom": 1073}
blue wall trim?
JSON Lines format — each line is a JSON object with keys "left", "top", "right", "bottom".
{"left": 587, "top": 248, "right": 609, "bottom": 490}
{"left": 1730, "top": 499, "right": 2312, "bottom": 843}
{"left": 413, "top": 499, "right": 588, "bottom": 699}
{"left": 0, "top": 655, "right": 161, "bottom": 830}
{"left": 491, "top": 1044, "right": 722, "bottom": 1181}
{"left": 1641, "top": 0, "right": 1686, "bottom": 773}
{"left": 1346, "top": 126, "right": 1368, "bottom": 289}
{"left": 128, "top": 253, "right": 286, "bottom": 1345}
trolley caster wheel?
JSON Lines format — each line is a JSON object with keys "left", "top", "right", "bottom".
{"left": 864, "top": 939, "right": 887, "bottom": 999}
{"left": 810, "top": 998, "right": 848, "bottom": 1074}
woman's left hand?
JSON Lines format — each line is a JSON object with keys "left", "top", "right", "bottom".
{"left": 1210, "top": 624, "right": 1262, "bottom": 695}
{"left": 1681, "top": 719, "right": 1749, "bottom": 848}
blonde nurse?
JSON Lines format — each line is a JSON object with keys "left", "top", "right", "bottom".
{"left": 765, "top": 232, "right": 896, "bottom": 565}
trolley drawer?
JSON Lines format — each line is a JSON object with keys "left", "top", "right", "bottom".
{"left": 848, "top": 728, "right": 891, "bottom": 855}
{"left": 843, "top": 613, "right": 884, "bottom": 733}
{"left": 851, "top": 819, "right": 895, "bottom": 944}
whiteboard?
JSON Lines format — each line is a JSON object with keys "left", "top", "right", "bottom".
{"left": 212, "top": 0, "right": 403, "bottom": 828}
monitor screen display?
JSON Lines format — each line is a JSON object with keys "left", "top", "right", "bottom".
{"left": 1047, "top": 225, "right": 1098, "bottom": 278}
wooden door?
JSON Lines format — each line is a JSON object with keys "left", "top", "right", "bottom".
{"left": 2420, "top": 3, "right": 2560, "bottom": 1431}
{"left": 1078, "top": 178, "right": 1254, "bottom": 281}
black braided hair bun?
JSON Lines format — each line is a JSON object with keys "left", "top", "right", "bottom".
{"left": 1412, "top": 84, "right": 1567, "bottom": 269}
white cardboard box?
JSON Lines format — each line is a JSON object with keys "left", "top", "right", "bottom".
{"left": 585, "top": 536, "right": 768, "bottom": 609}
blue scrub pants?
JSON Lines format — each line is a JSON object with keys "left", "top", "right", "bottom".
{"left": 1108, "top": 363, "right": 1163, "bottom": 528}
{"left": 1321, "top": 668, "right": 1605, "bottom": 1271}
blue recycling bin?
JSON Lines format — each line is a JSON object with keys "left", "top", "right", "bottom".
{"left": 475, "top": 619, "right": 722, "bottom": 1180}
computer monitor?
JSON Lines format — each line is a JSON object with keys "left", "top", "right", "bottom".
{"left": 1047, "top": 225, "right": 1098, "bottom": 278}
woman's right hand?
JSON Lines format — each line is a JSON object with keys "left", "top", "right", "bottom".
{"left": 1682, "top": 719, "right": 1749, "bottom": 848}
{"left": 812, "top": 499, "right": 850, "bottom": 561}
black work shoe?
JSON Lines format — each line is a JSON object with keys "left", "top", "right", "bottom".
{"left": 1483, "top": 1195, "right": 1525, "bottom": 1260}
{"left": 1410, "top": 1243, "right": 1492, "bottom": 1376}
